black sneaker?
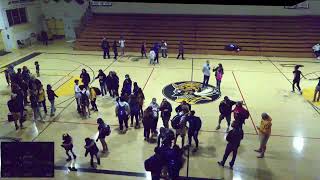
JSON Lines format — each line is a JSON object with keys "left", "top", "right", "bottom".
{"left": 217, "top": 161, "right": 224, "bottom": 167}
{"left": 229, "top": 162, "right": 234, "bottom": 169}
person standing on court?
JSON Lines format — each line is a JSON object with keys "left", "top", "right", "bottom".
{"left": 159, "top": 98, "right": 172, "bottom": 128}
{"left": 233, "top": 102, "right": 249, "bottom": 129}
{"left": 95, "top": 69, "right": 107, "bottom": 96}
{"left": 149, "top": 48, "right": 156, "bottom": 65}
{"left": 176, "top": 41, "right": 185, "bottom": 60}
{"left": 141, "top": 41, "right": 147, "bottom": 58}
{"left": 216, "top": 96, "right": 237, "bottom": 132}
{"left": 115, "top": 97, "right": 130, "bottom": 133}
{"left": 112, "top": 40, "right": 118, "bottom": 60}
{"left": 84, "top": 137, "right": 100, "bottom": 168}
{"left": 217, "top": 121, "right": 243, "bottom": 169}
{"left": 161, "top": 40, "right": 168, "bottom": 58}
{"left": 212, "top": 63, "right": 224, "bottom": 92}
{"left": 47, "top": 84, "right": 58, "bottom": 117}
{"left": 150, "top": 98, "right": 160, "bottom": 135}
{"left": 153, "top": 42, "right": 160, "bottom": 64}
{"left": 187, "top": 110, "right": 202, "bottom": 152}
{"left": 80, "top": 69, "right": 91, "bottom": 89}
{"left": 312, "top": 77, "right": 320, "bottom": 102}
{"left": 292, "top": 65, "right": 305, "bottom": 95}
{"left": 74, "top": 80, "right": 81, "bottom": 113}
{"left": 128, "top": 93, "right": 140, "bottom": 128}
{"left": 101, "top": 37, "right": 110, "bottom": 59}
{"left": 111, "top": 71, "right": 119, "bottom": 97}
{"left": 121, "top": 74, "right": 132, "bottom": 97}
{"left": 96, "top": 118, "right": 110, "bottom": 153}
{"left": 202, "top": 60, "right": 211, "bottom": 88}
{"left": 255, "top": 113, "right": 272, "bottom": 158}
{"left": 143, "top": 106, "right": 153, "bottom": 142}
{"left": 119, "top": 36, "right": 125, "bottom": 57}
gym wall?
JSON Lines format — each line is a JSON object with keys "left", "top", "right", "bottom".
{"left": 92, "top": 0, "right": 320, "bottom": 16}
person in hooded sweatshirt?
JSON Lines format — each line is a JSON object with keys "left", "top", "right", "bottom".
{"left": 115, "top": 97, "right": 130, "bottom": 133}
{"left": 255, "top": 113, "right": 272, "bottom": 158}
{"left": 80, "top": 69, "right": 91, "bottom": 89}
{"left": 121, "top": 74, "right": 132, "bottom": 97}
{"left": 111, "top": 71, "right": 119, "bottom": 97}
{"left": 128, "top": 93, "right": 140, "bottom": 128}
{"left": 218, "top": 120, "right": 244, "bottom": 169}
{"left": 95, "top": 69, "right": 107, "bottom": 96}
{"left": 106, "top": 71, "right": 114, "bottom": 97}
{"left": 84, "top": 137, "right": 100, "bottom": 168}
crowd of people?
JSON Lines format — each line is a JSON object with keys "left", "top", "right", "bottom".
{"left": 101, "top": 37, "right": 185, "bottom": 64}
{"left": 4, "top": 45, "right": 320, "bottom": 180}
{"left": 6, "top": 63, "right": 59, "bottom": 130}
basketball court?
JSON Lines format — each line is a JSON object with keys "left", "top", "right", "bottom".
{"left": 0, "top": 39, "right": 319, "bottom": 179}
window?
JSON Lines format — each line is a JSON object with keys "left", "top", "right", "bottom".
{"left": 6, "top": 8, "right": 28, "bottom": 26}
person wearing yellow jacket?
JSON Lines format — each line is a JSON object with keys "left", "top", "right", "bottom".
{"left": 255, "top": 113, "right": 272, "bottom": 158}
{"left": 89, "top": 87, "right": 98, "bottom": 112}
{"left": 38, "top": 84, "right": 47, "bottom": 115}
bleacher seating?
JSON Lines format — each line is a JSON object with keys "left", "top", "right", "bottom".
{"left": 75, "top": 14, "right": 320, "bottom": 57}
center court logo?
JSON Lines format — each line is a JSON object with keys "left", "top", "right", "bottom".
{"left": 162, "top": 81, "right": 221, "bottom": 105}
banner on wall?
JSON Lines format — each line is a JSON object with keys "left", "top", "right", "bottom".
{"left": 91, "top": 1, "right": 112, "bottom": 6}
{"left": 8, "top": 0, "right": 36, "bottom": 5}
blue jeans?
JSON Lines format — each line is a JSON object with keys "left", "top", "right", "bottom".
{"left": 50, "top": 100, "right": 56, "bottom": 115}
{"left": 100, "top": 83, "right": 107, "bottom": 96}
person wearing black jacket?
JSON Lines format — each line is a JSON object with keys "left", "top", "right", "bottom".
{"left": 11, "top": 84, "right": 25, "bottom": 124}
{"left": 111, "top": 71, "right": 119, "bottom": 97}
{"left": 129, "top": 94, "right": 140, "bottom": 128}
{"left": 96, "top": 118, "right": 109, "bottom": 153}
{"left": 159, "top": 98, "right": 172, "bottom": 128}
{"left": 80, "top": 69, "right": 90, "bottom": 88}
{"left": 121, "top": 74, "right": 132, "bottom": 97}
{"left": 175, "top": 100, "right": 191, "bottom": 114}
{"left": 61, "top": 133, "right": 76, "bottom": 162}
{"left": 95, "top": 69, "right": 107, "bottom": 96}
{"left": 47, "top": 84, "right": 58, "bottom": 117}
{"left": 101, "top": 38, "right": 110, "bottom": 59}
{"left": 7, "top": 94, "right": 23, "bottom": 130}
{"left": 187, "top": 110, "right": 202, "bottom": 152}
{"left": 84, "top": 137, "right": 100, "bottom": 168}
{"left": 106, "top": 71, "right": 113, "bottom": 97}
{"left": 216, "top": 96, "right": 237, "bottom": 131}
{"left": 218, "top": 121, "right": 244, "bottom": 169}
{"left": 112, "top": 40, "right": 118, "bottom": 60}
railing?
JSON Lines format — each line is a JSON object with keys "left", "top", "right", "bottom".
{"left": 75, "top": 5, "right": 93, "bottom": 38}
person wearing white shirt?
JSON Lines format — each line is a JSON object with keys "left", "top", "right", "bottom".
{"left": 161, "top": 40, "right": 168, "bottom": 58}
{"left": 74, "top": 79, "right": 81, "bottom": 113}
{"left": 149, "top": 49, "right": 156, "bottom": 65}
{"left": 119, "top": 36, "right": 125, "bottom": 57}
{"left": 202, "top": 60, "right": 211, "bottom": 88}
{"left": 312, "top": 43, "right": 320, "bottom": 60}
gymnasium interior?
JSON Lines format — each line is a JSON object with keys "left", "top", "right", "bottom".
{"left": 0, "top": 0, "right": 320, "bottom": 179}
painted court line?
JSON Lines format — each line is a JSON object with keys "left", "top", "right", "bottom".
{"left": 52, "top": 65, "right": 82, "bottom": 87}
{"left": 54, "top": 166, "right": 219, "bottom": 180}
{"left": 143, "top": 68, "right": 155, "bottom": 91}
{"left": 231, "top": 71, "right": 258, "bottom": 135}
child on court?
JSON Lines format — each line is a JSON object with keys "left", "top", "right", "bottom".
{"left": 47, "top": 84, "right": 58, "bottom": 117}
{"left": 292, "top": 65, "right": 306, "bottom": 95}
{"left": 84, "top": 137, "right": 100, "bottom": 168}
{"left": 61, "top": 133, "right": 77, "bottom": 162}
{"left": 35, "top": 61, "right": 40, "bottom": 77}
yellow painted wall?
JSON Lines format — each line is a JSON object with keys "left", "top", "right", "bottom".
{"left": 0, "top": 30, "right": 4, "bottom": 50}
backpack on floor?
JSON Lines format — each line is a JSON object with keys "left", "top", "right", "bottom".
{"left": 93, "top": 87, "right": 102, "bottom": 96}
